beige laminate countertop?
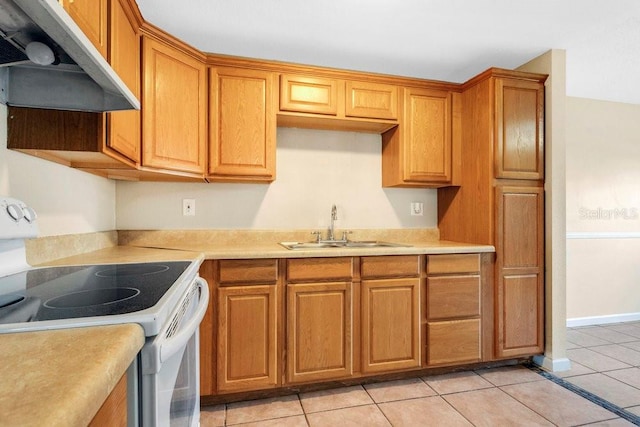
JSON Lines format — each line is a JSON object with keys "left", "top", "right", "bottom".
{"left": 39, "top": 240, "right": 494, "bottom": 267}
{"left": 0, "top": 324, "right": 144, "bottom": 427}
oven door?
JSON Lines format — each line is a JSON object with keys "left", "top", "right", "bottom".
{"left": 140, "top": 277, "right": 209, "bottom": 427}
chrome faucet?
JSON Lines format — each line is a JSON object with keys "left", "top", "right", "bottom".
{"left": 328, "top": 204, "right": 337, "bottom": 241}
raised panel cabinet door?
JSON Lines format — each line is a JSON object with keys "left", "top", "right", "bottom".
{"left": 107, "top": 0, "right": 140, "bottom": 163}
{"left": 361, "top": 278, "right": 420, "bottom": 373}
{"left": 495, "top": 185, "right": 544, "bottom": 357}
{"left": 209, "top": 67, "right": 276, "bottom": 181}
{"left": 61, "top": 0, "right": 108, "bottom": 58}
{"left": 345, "top": 81, "right": 398, "bottom": 120}
{"left": 217, "top": 285, "right": 278, "bottom": 392}
{"left": 403, "top": 87, "right": 452, "bottom": 183}
{"left": 142, "top": 37, "right": 206, "bottom": 174}
{"left": 495, "top": 78, "right": 544, "bottom": 180}
{"left": 279, "top": 74, "right": 340, "bottom": 115}
{"left": 286, "top": 282, "right": 352, "bottom": 383}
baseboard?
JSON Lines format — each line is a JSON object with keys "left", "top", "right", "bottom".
{"left": 532, "top": 355, "right": 572, "bottom": 372}
{"left": 567, "top": 312, "right": 640, "bottom": 328}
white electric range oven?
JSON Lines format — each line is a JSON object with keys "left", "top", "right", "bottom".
{"left": 0, "top": 196, "right": 209, "bottom": 427}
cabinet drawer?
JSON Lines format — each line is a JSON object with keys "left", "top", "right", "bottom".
{"left": 287, "top": 258, "right": 353, "bottom": 282}
{"left": 280, "top": 75, "right": 339, "bottom": 115}
{"left": 427, "top": 276, "right": 480, "bottom": 320}
{"left": 427, "top": 319, "right": 480, "bottom": 365}
{"left": 218, "top": 259, "right": 278, "bottom": 284}
{"left": 426, "top": 254, "right": 480, "bottom": 274}
{"left": 346, "top": 81, "right": 398, "bottom": 120}
{"left": 361, "top": 255, "right": 420, "bottom": 278}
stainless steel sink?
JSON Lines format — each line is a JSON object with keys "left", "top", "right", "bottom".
{"left": 279, "top": 241, "right": 412, "bottom": 250}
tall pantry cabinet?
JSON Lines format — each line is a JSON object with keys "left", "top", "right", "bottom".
{"left": 438, "top": 69, "right": 546, "bottom": 359}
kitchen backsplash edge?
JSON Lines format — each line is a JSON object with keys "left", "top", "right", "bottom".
{"left": 26, "top": 231, "right": 118, "bottom": 266}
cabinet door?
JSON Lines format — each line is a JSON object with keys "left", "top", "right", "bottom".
{"left": 217, "top": 285, "right": 278, "bottom": 392}
{"left": 287, "top": 282, "right": 352, "bottom": 383}
{"left": 345, "top": 81, "right": 398, "bottom": 120}
{"left": 361, "top": 278, "right": 420, "bottom": 373}
{"left": 61, "top": 0, "right": 108, "bottom": 58}
{"left": 495, "top": 185, "right": 544, "bottom": 358}
{"left": 403, "top": 88, "right": 452, "bottom": 183}
{"left": 495, "top": 78, "right": 544, "bottom": 180}
{"left": 142, "top": 37, "right": 206, "bottom": 174}
{"left": 279, "top": 75, "right": 339, "bottom": 115}
{"left": 107, "top": 0, "right": 140, "bottom": 163}
{"left": 209, "top": 67, "right": 276, "bottom": 181}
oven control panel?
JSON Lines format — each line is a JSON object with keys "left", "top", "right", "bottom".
{"left": 0, "top": 197, "right": 39, "bottom": 239}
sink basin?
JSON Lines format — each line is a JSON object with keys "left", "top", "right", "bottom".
{"left": 279, "top": 241, "right": 412, "bottom": 250}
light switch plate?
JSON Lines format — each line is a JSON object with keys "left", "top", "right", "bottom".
{"left": 410, "top": 202, "right": 423, "bottom": 216}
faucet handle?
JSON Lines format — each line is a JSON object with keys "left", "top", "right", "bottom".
{"left": 311, "top": 231, "right": 322, "bottom": 242}
{"left": 341, "top": 230, "right": 352, "bottom": 242}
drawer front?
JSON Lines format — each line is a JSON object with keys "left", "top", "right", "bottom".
{"left": 361, "top": 255, "right": 420, "bottom": 279}
{"left": 345, "top": 81, "right": 398, "bottom": 120}
{"left": 280, "top": 74, "right": 339, "bottom": 115}
{"left": 218, "top": 259, "right": 278, "bottom": 284}
{"left": 427, "top": 275, "right": 481, "bottom": 320}
{"left": 427, "top": 254, "right": 480, "bottom": 274}
{"left": 427, "top": 319, "right": 481, "bottom": 365}
{"left": 287, "top": 257, "right": 354, "bottom": 282}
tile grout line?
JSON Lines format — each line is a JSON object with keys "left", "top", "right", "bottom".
{"left": 525, "top": 362, "right": 640, "bottom": 426}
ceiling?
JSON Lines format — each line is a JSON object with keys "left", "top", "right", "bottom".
{"left": 136, "top": 0, "right": 640, "bottom": 105}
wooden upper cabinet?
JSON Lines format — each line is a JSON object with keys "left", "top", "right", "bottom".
{"left": 280, "top": 74, "right": 339, "bottom": 115}
{"left": 382, "top": 88, "right": 455, "bottom": 187}
{"left": 209, "top": 67, "right": 276, "bottom": 182}
{"left": 142, "top": 36, "right": 206, "bottom": 174}
{"left": 346, "top": 81, "right": 398, "bottom": 120}
{"left": 495, "top": 78, "right": 544, "bottom": 180}
{"left": 107, "top": 0, "right": 140, "bottom": 163}
{"left": 404, "top": 87, "right": 452, "bottom": 183}
{"left": 61, "top": 0, "right": 108, "bottom": 58}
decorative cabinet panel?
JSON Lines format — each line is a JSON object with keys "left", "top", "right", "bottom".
{"left": 142, "top": 36, "right": 207, "bottom": 174}
{"left": 209, "top": 67, "right": 277, "bottom": 182}
{"left": 382, "top": 88, "right": 455, "bottom": 187}
{"left": 361, "top": 278, "right": 421, "bottom": 373}
{"left": 279, "top": 74, "right": 339, "bottom": 115}
{"left": 60, "top": 0, "right": 108, "bottom": 58}
{"left": 495, "top": 185, "right": 544, "bottom": 358}
{"left": 286, "top": 282, "right": 352, "bottom": 383}
{"left": 345, "top": 81, "right": 398, "bottom": 120}
{"left": 495, "top": 78, "right": 544, "bottom": 180}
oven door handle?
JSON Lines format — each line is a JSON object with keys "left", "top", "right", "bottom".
{"left": 159, "top": 277, "right": 209, "bottom": 364}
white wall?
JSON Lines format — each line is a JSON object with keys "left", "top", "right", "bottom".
{"left": 566, "top": 97, "right": 640, "bottom": 323}
{"left": 116, "top": 128, "right": 437, "bottom": 230}
{"left": 0, "top": 104, "right": 116, "bottom": 237}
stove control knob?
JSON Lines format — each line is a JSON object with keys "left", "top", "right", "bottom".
{"left": 6, "top": 204, "right": 24, "bottom": 222}
{"left": 22, "top": 206, "right": 37, "bottom": 223}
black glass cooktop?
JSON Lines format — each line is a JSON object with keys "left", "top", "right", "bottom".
{"left": 0, "top": 261, "right": 190, "bottom": 324}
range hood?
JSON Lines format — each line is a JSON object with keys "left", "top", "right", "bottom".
{"left": 0, "top": 0, "right": 139, "bottom": 112}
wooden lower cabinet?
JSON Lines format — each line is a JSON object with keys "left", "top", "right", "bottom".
{"left": 495, "top": 185, "right": 544, "bottom": 358}
{"left": 216, "top": 284, "right": 278, "bottom": 392}
{"left": 286, "top": 282, "right": 352, "bottom": 383}
{"left": 89, "top": 373, "right": 127, "bottom": 427}
{"left": 426, "top": 254, "right": 482, "bottom": 366}
{"left": 361, "top": 278, "right": 421, "bottom": 373}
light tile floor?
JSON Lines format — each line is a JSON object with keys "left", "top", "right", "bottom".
{"left": 201, "top": 321, "right": 640, "bottom": 426}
